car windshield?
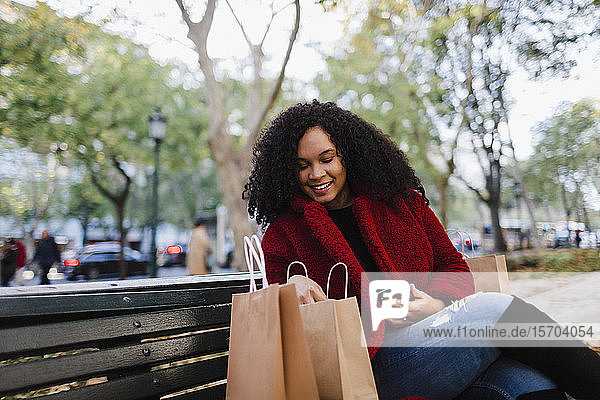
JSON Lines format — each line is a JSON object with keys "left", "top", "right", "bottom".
{"left": 81, "top": 252, "right": 119, "bottom": 262}
{"left": 78, "top": 243, "right": 142, "bottom": 262}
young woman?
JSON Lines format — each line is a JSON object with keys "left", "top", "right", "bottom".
{"left": 243, "top": 100, "right": 599, "bottom": 400}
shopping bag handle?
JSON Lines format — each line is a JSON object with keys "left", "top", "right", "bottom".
{"left": 243, "top": 234, "right": 268, "bottom": 293}
{"left": 445, "top": 229, "right": 475, "bottom": 258}
{"left": 286, "top": 260, "right": 309, "bottom": 283}
{"left": 446, "top": 229, "right": 464, "bottom": 256}
{"left": 327, "top": 262, "right": 348, "bottom": 299}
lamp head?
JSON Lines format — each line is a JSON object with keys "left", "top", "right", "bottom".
{"left": 148, "top": 109, "right": 167, "bottom": 141}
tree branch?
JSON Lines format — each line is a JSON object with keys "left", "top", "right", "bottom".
{"left": 91, "top": 172, "right": 118, "bottom": 204}
{"left": 111, "top": 156, "right": 132, "bottom": 203}
{"left": 245, "top": 0, "right": 300, "bottom": 151}
{"left": 174, "top": 0, "right": 197, "bottom": 30}
{"left": 90, "top": 157, "right": 131, "bottom": 205}
{"left": 224, "top": 0, "right": 254, "bottom": 49}
{"left": 176, "top": 0, "right": 226, "bottom": 140}
{"left": 470, "top": 129, "right": 491, "bottom": 181}
{"left": 258, "top": 2, "right": 277, "bottom": 48}
{"left": 455, "top": 173, "right": 488, "bottom": 204}
{"left": 259, "top": 1, "right": 295, "bottom": 48}
{"left": 35, "top": 165, "right": 57, "bottom": 223}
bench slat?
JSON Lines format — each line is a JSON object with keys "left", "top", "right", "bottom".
{"left": 0, "top": 285, "right": 247, "bottom": 318}
{"left": 40, "top": 355, "right": 228, "bottom": 400}
{"left": 166, "top": 383, "right": 227, "bottom": 399}
{"left": 1, "top": 304, "right": 231, "bottom": 356}
{"left": 0, "top": 273, "right": 255, "bottom": 297}
{"left": 0, "top": 330, "right": 229, "bottom": 394}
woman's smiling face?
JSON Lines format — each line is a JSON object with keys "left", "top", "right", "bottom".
{"left": 296, "top": 126, "right": 354, "bottom": 210}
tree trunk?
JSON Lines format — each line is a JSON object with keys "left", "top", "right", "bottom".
{"left": 487, "top": 159, "right": 507, "bottom": 253}
{"left": 208, "top": 131, "right": 254, "bottom": 271}
{"left": 520, "top": 182, "right": 542, "bottom": 249}
{"left": 91, "top": 157, "right": 132, "bottom": 278}
{"left": 560, "top": 183, "right": 572, "bottom": 247}
{"left": 24, "top": 230, "right": 35, "bottom": 262}
{"left": 436, "top": 176, "right": 450, "bottom": 227}
{"left": 582, "top": 204, "right": 591, "bottom": 232}
{"left": 117, "top": 202, "right": 127, "bottom": 280}
{"left": 575, "top": 182, "right": 592, "bottom": 231}
{"left": 489, "top": 198, "right": 507, "bottom": 253}
{"left": 80, "top": 205, "right": 90, "bottom": 246}
{"left": 507, "top": 126, "right": 542, "bottom": 249}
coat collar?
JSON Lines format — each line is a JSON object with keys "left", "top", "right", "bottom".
{"left": 289, "top": 192, "right": 394, "bottom": 275}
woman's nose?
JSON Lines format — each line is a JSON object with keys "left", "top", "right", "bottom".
{"left": 309, "top": 165, "right": 326, "bottom": 180}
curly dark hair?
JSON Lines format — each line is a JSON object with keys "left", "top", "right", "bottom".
{"left": 243, "top": 100, "right": 428, "bottom": 226}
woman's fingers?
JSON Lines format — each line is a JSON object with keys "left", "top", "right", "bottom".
{"left": 410, "top": 283, "right": 429, "bottom": 299}
{"left": 310, "top": 285, "right": 328, "bottom": 302}
{"left": 300, "top": 293, "right": 314, "bottom": 304}
{"left": 288, "top": 274, "right": 327, "bottom": 304}
{"left": 388, "top": 318, "right": 410, "bottom": 327}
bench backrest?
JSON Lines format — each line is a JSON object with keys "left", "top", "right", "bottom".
{"left": 0, "top": 273, "right": 254, "bottom": 399}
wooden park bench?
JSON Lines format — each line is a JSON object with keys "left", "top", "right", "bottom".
{"left": 0, "top": 273, "right": 254, "bottom": 399}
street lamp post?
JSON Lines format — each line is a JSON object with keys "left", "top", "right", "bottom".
{"left": 148, "top": 109, "right": 167, "bottom": 278}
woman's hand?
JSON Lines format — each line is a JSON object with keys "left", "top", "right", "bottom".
{"left": 388, "top": 284, "right": 445, "bottom": 327}
{"left": 287, "top": 274, "right": 328, "bottom": 304}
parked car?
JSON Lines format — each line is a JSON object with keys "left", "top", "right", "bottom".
{"left": 64, "top": 242, "right": 149, "bottom": 280}
{"left": 552, "top": 229, "right": 570, "bottom": 248}
{"left": 157, "top": 244, "right": 187, "bottom": 268}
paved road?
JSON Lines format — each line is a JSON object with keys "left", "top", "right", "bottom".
{"left": 509, "top": 271, "right": 600, "bottom": 346}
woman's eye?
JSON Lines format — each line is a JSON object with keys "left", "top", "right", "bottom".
{"left": 322, "top": 158, "right": 334, "bottom": 163}
{"left": 298, "top": 164, "right": 308, "bottom": 170}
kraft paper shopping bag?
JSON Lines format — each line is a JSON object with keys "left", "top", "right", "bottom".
{"left": 226, "top": 235, "right": 318, "bottom": 400}
{"left": 227, "top": 283, "right": 285, "bottom": 400}
{"left": 446, "top": 230, "right": 510, "bottom": 294}
{"left": 279, "top": 284, "right": 320, "bottom": 400}
{"left": 466, "top": 254, "right": 511, "bottom": 294}
{"left": 296, "top": 262, "right": 378, "bottom": 400}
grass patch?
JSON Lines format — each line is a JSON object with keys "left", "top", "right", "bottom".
{"left": 507, "top": 248, "right": 600, "bottom": 272}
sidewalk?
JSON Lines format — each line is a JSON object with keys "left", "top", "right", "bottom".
{"left": 509, "top": 270, "right": 600, "bottom": 347}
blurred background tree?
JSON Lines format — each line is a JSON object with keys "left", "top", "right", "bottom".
{"left": 1, "top": 1, "right": 213, "bottom": 277}
{"left": 2, "top": 0, "right": 600, "bottom": 276}
{"left": 524, "top": 99, "right": 600, "bottom": 238}
{"left": 316, "top": 0, "right": 600, "bottom": 252}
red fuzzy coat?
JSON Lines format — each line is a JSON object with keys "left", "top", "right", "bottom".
{"left": 261, "top": 190, "right": 475, "bottom": 359}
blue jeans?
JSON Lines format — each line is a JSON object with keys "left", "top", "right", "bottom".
{"left": 370, "top": 292, "right": 558, "bottom": 400}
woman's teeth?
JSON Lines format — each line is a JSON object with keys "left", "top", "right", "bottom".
{"left": 312, "top": 182, "right": 332, "bottom": 190}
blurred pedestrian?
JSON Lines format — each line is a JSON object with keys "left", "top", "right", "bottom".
{"left": 1, "top": 238, "right": 18, "bottom": 287}
{"left": 186, "top": 216, "right": 211, "bottom": 275}
{"left": 33, "top": 230, "right": 61, "bottom": 285}
{"left": 14, "top": 238, "right": 26, "bottom": 286}
{"left": 575, "top": 230, "right": 582, "bottom": 248}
